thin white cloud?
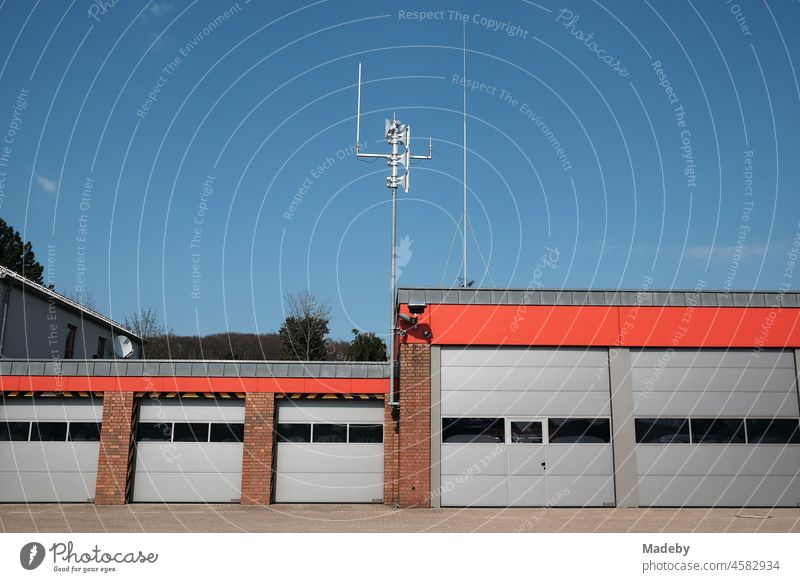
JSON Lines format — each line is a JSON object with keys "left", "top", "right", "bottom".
{"left": 35, "top": 174, "right": 57, "bottom": 194}
{"left": 686, "top": 243, "right": 770, "bottom": 262}
{"left": 148, "top": 2, "right": 174, "bottom": 17}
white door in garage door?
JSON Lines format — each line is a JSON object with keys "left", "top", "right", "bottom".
{"left": 440, "top": 416, "right": 614, "bottom": 507}
{"left": 274, "top": 399, "right": 384, "bottom": 503}
{"left": 133, "top": 398, "right": 244, "bottom": 503}
{"left": 0, "top": 397, "right": 102, "bottom": 502}
{"left": 439, "top": 346, "right": 616, "bottom": 507}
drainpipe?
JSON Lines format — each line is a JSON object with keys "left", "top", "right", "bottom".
{"left": 0, "top": 275, "right": 11, "bottom": 357}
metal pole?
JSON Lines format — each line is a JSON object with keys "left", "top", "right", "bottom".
{"left": 389, "top": 122, "right": 399, "bottom": 406}
{"left": 462, "top": 19, "right": 468, "bottom": 287}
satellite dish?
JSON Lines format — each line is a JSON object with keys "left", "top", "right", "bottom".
{"left": 114, "top": 335, "right": 134, "bottom": 359}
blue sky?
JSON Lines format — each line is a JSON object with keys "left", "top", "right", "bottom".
{"left": 0, "top": 0, "right": 798, "bottom": 340}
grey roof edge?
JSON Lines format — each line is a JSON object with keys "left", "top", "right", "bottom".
{"left": 396, "top": 287, "right": 800, "bottom": 307}
{"left": 0, "top": 266, "right": 142, "bottom": 339}
{"left": 0, "top": 359, "right": 391, "bottom": 378}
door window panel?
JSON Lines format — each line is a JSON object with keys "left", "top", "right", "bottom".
{"left": 137, "top": 422, "right": 173, "bottom": 442}
{"left": 442, "top": 418, "right": 505, "bottom": 443}
{"left": 67, "top": 422, "right": 101, "bottom": 442}
{"left": 172, "top": 422, "right": 209, "bottom": 442}
{"left": 510, "top": 421, "right": 543, "bottom": 443}
{"left": 548, "top": 418, "right": 610, "bottom": 443}
{"left": 746, "top": 419, "right": 800, "bottom": 444}
{"left": 635, "top": 418, "right": 690, "bottom": 444}
{"left": 348, "top": 424, "right": 383, "bottom": 443}
{"left": 30, "top": 422, "right": 68, "bottom": 441}
{"left": 276, "top": 423, "right": 311, "bottom": 443}
{"left": 691, "top": 418, "right": 745, "bottom": 444}
{"left": 313, "top": 424, "right": 347, "bottom": 443}
{"left": 0, "top": 421, "right": 30, "bottom": 441}
{"left": 210, "top": 423, "right": 244, "bottom": 443}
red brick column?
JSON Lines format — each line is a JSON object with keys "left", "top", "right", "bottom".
{"left": 240, "top": 393, "right": 275, "bottom": 505}
{"left": 95, "top": 392, "right": 135, "bottom": 505}
{"left": 383, "top": 400, "right": 399, "bottom": 505}
{"left": 398, "top": 342, "right": 431, "bottom": 507}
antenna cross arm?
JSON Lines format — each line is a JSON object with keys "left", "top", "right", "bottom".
{"left": 356, "top": 152, "right": 389, "bottom": 159}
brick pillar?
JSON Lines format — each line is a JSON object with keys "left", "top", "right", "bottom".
{"left": 383, "top": 401, "right": 399, "bottom": 505}
{"left": 240, "top": 393, "right": 275, "bottom": 505}
{"left": 95, "top": 391, "right": 135, "bottom": 505}
{"left": 398, "top": 342, "right": 431, "bottom": 507}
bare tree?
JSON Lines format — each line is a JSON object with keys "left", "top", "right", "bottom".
{"left": 124, "top": 306, "right": 167, "bottom": 338}
{"left": 124, "top": 307, "right": 172, "bottom": 358}
{"left": 279, "top": 291, "right": 332, "bottom": 360}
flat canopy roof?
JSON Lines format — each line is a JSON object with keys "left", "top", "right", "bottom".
{"left": 398, "top": 287, "right": 800, "bottom": 308}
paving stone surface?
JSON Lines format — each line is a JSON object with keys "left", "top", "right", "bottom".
{"left": 1, "top": 505, "right": 798, "bottom": 533}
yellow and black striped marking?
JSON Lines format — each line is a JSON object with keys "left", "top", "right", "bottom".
{"left": 277, "top": 393, "right": 384, "bottom": 400}
{"left": 132, "top": 392, "right": 245, "bottom": 399}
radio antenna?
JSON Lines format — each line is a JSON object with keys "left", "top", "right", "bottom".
{"left": 462, "top": 20, "right": 468, "bottom": 287}
{"left": 354, "top": 63, "right": 433, "bottom": 407}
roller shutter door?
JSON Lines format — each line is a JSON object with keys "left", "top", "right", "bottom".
{"left": 274, "top": 399, "right": 384, "bottom": 503}
{"left": 439, "top": 347, "right": 615, "bottom": 507}
{"left": 0, "top": 397, "right": 102, "bottom": 502}
{"left": 632, "top": 348, "right": 800, "bottom": 507}
{"left": 133, "top": 398, "right": 244, "bottom": 503}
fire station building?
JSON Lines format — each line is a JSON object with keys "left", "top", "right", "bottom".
{"left": 2, "top": 287, "right": 799, "bottom": 508}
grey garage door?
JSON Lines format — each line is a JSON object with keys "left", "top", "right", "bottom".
{"left": 133, "top": 398, "right": 244, "bottom": 503}
{"left": 274, "top": 399, "right": 384, "bottom": 503}
{"left": 438, "top": 347, "right": 615, "bottom": 507}
{"left": 0, "top": 397, "right": 102, "bottom": 502}
{"left": 632, "top": 349, "right": 800, "bottom": 507}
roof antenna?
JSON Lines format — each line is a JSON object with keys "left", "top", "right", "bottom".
{"left": 462, "top": 20, "right": 468, "bottom": 287}
{"left": 354, "top": 62, "right": 434, "bottom": 407}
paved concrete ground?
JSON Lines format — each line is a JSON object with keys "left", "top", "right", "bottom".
{"left": 1, "top": 504, "right": 799, "bottom": 533}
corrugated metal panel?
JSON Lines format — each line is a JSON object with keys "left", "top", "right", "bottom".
{"left": 275, "top": 444, "right": 383, "bottom": 474}
{"left": 629, "top": 368, "right": 797, "bottom": 392}
{"left": 0, "top": 399, "right": 102, "bottom": 421}
{"left": 637, "top": 475, "right": 800, "bottom": 507}
{"left": 276, "top": 400, "right": 383, "bottom": 423}
{"left": 441, "top": 391, "right": 611, "bottom": 417}
{"left": 632, "top": 392, "right": 798, "bottom": 417}
{"left": 636, "top": 446, "right": 800, "bottom": 476}
{"left": 138, "top": 399, "right": 244, "bottom": 422}
{"left": 440, "top": 444, "right": 615, "bottom": 507}
{"left": 0, "top": 469, "right": 99, "bottom": 503}
{"left": 442, "top": 366, "right": 609, "bottom": 392}
{"left": 630, "top": 348, "right": 794, "bottom": 368}
{"left": 630, "top": 348, "right": 799, "bottom": 417}
{"left": 441, "top": 346, "right": 608, "bottom": 367}
{"left": 132, "top": 470, "right": 242, "bottom": 503}
{"left": 273, "top": 473, "right": 384, "bottom": 504}
{"left": 0, "top": 398, "right": 102, "bottom": 502}
{"left": 274, "top": 400, "right": 384, "bottom": 503}
{"left": 631, "top": 348, "right": 800, "bottom": 507}
{"left": 439, "top": 346, "right": 614, "bottom": 507}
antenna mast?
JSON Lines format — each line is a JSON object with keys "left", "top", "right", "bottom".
{"left": 462, "top": 20, "right": 468, "bottom": 287}
{"left": 355, "top": 63, "right": 433, "bottom": 407}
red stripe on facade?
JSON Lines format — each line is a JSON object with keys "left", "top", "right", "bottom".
{"left": 398, "top": 304, "right": 800, "bottom": 348}
{"left": 0, "top": 376, "right": 388, "bottom": 394}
